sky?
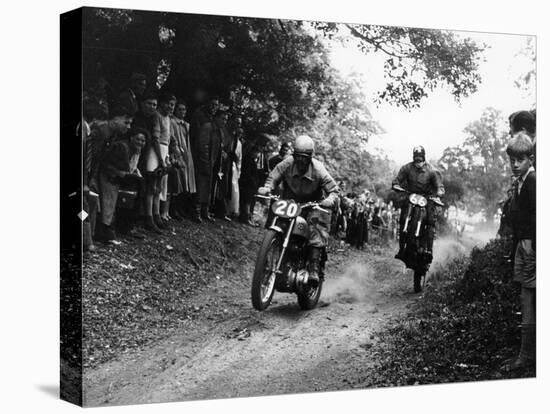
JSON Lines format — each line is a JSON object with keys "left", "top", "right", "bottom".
{"left": 326, "top": 28, "right": 536, "bottom": 165}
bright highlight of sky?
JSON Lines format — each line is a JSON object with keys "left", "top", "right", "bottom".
{"left": 328, "top": 29, "right": 535, "bottom": 165}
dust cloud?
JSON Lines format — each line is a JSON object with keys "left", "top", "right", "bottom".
{"left": 323, "top": 263, "right": 378, "bottom": 303}
{"left": 429, "top": 226, "right": 498, "bottom": 276}
{"left": 322, "top": 227, "right": 499, "bottom": 301}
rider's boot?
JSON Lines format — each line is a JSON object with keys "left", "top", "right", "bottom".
{"left": 307, "top": 246, "right": 322, "bottom": 287}
{"left": 395, "top": 234, "right": 406, "bottom": 260}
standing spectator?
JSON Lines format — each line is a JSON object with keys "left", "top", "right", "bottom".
{"left": 211, "top": 110, "right": 234, "bottom": 221}
{"left": 228, "top": 126, "right": 243, "bottom": 219}
{"left": 509, "top": 110, "right": 536, "bottom": 167}
{"left": 81, "top": 98, "right": 101, "bottom": 251}
{"left": 196, "top": 109, "right": 225, "bottom": 222}
{"left": 189, "top": 96, "right": 220, "bottom": 222}
{"left": 190, "top": 95, "right": 220, "bottom": 160}
{"left": 96, "top": 126, "right": 146, "bottom": 242}
{"left": 239, "top": 139, "right": 269, "bottom": 225}
{"left": 169, "top": 100, "right": 197, "bottom": 219}
{"left": 157, "top": 92, "right": 177, "bottom": 223}
{"left": 117, "top": 73, "right": 147, "bottom": 116}
{"left": 502, "top": 132, "right": 536, "bottom": 371}
{"left": 133, "top": 90, "right": 163, "bottom": 233}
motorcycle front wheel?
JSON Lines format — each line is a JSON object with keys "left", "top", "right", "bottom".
{"left": 297, "top": 281, "right": 323, "bottom": 310}
{"left": 251, "top": 230, "right": 281, "bottom": 311}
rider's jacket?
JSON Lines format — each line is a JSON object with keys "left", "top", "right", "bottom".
{"left": 264, "top": 156, "right": 339, "bottom": 207}
{"left": 392, "top": 162, "right": 444, "bottom": 197}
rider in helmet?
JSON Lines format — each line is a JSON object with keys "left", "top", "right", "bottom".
{"left": 392, "top": 146, "right": 445, "bottom": 261}
{"left": 258, "top": 135, "right": 339, "bottom": 286}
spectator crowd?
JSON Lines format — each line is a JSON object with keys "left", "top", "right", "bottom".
{"left": 80, "top": 73, "right": 290, "bottom": 251}
{"left": 331, "top": 188, "right": 400, "bottom": 249}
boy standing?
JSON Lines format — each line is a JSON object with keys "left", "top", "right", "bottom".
{"left": 505, "top": 132, "right": 536, "bottom": 370}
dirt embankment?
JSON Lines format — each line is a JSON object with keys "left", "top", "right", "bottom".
{"left": 82, "top": 218, "right": 265, "bottom": 369}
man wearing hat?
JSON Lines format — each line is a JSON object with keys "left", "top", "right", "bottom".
{"left": 117, "top": 73, "right": 147, "bottom": 116}
{"left": 392, "top": 145, "right": 445, "bottom": 261}
{"left": 258, "top": 135, "right": 339, "bottom": 286}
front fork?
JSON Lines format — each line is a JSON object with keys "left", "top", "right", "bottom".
{"left": 402, "top": 204, "right": 426, "bottom": 250}
{"left": 271, "top": 217, "right": 296, "bottom": 276}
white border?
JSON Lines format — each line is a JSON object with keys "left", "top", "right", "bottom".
{"left": 0, "top": 1, "right": 546, "bottom": 413}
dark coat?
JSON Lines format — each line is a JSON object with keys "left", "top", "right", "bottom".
{"left": 510, "top": 170, "right": 536, "bottom": 241}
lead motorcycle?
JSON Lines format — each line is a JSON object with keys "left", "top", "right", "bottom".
{"left": 251, "top": 194, "right": 328, "bottom": 311}
{"left": 393, "top": 186, "right": 444, "bottom": 292}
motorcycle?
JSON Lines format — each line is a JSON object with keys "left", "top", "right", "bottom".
{"left": 251, "top": 194, "right": 329, "bottom": 311}
{"left": 393, "top": 185, "right": 444, "bottom": 292}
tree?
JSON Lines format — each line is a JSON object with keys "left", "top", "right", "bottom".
{"left": 83, "top": 8, "right": 486, "bottom": 119}
{"left": 438, "top": 108, "right": 511, "bottom": 221}
{"left": 279, "top": 72, "right": 394, "bottom": 194}
{"left": 81, "top": 8, "right": 485, "bottom": 192}
{"left": 314, "top": 23, "right": 486, "bottom": 108}
{"left": 82, "top": 9, "right": 335, "bottom": 135}
{"left": 514, "top": 37, "right": 536, "bottom": 95}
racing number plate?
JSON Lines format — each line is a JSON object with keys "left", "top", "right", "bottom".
{"left": 271, "top": 200, "right": 301, "bottom": 218}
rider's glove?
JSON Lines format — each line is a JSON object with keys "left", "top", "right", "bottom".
{"left": 258, "top": 186, "right": 271, "bottom": 196}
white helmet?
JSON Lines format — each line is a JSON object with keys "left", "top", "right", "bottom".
{"left": 294, "top": 135, "right": 314, "bottom": 157}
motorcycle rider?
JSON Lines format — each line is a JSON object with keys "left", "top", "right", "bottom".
{"left": 392, "top": 146, "right": 444, "bottom": 261}
{"left": 258, "top": 135, "right": 339, "bottom": 286}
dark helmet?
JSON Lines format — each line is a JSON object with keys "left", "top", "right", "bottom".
{"left": 413, "top": 145, "right": 426, "bottom": 160}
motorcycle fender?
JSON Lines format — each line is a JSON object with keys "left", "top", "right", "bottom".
{"left": 268, "top": 216, "right": 284, "bottom": 233}
{"left": 291, "top": 216, "right": 309, "bottom": 239}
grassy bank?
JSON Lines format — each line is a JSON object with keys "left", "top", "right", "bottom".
{"left": 359, "top": 238, "right": 534, "bottom": 386}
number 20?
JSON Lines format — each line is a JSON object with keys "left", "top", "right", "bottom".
{"left": 274, "top": 201, "right": 288, "bottom": 216}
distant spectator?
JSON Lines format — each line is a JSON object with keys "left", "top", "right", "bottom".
{"left": 502, "top": 132, "right": 536, "bottom": 371}
{"left": 117, "top": 73, "right": 147, "bottom": 116}
{"left": 96, "top": 126, "right": 146, "bottom": 242}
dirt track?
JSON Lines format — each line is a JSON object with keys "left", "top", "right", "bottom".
{"left": 83, "top": 243, "right": 419, "bottom": 406}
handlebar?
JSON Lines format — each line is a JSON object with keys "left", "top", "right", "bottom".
{"left": 300, "top": 201, "right": 330, "bottom": 214}
{"left": 255, "top": 194, "right": 279, "bottom": 201}
{"left": 392, "top": 186, "right": 444, "bottom": 206}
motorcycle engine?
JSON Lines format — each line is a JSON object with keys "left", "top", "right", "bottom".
{"left": 295, "top": 269, "right": 310, "bottom": 288}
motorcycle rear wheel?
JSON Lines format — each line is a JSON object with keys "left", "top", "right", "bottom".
{"left": 297, "top": 281, "right": 323, "bottom": 310}
{"left": 251, "top": 230, "right": 280, "bottom": 311}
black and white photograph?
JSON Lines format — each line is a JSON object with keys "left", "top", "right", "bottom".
{"left": 58, "top": 5, "right": 540, "bottom": 407}
{"left": 47, "top": 1, "right": 546, "bottom": 411}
